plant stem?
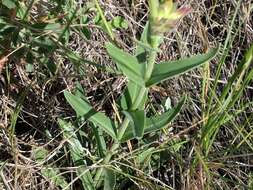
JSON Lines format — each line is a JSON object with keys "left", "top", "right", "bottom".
{"left": 144, "top": 35, "right": 160, "bottom": 81}
{"left": 94, "top": 3, "right": 161, "bottom": 184}
{"left": 94, "top": 87, "right": 146, "bottom": 185}
{"left": 94, "top": 0, "right": 115, "bottom": 41}
{"left": 148, "top": 0, "right": 159, "bottom": 20}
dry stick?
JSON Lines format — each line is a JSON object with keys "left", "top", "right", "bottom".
{"left": 0, "top": 170, "right": 12, "bottom": 190}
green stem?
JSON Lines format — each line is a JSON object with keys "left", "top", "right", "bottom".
{"left": 94, "top": 4, "right": 161, "bottom": 185}
{"left": 94, "top": 0, "right": 114, "bottom": 41}
{"left": 94, "top": 87, "right": 147, "bottom": 185}
{"left": 144, "top": 35, "right": 160, "bottom": 81}
{"left": 148, "top": 0, "right": 159, "bottom": 20}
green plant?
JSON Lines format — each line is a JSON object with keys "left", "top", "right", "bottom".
{"left": 62, "top": 0, "right": 218, "bottom": 189}
{"left": 188, "top": 0, "right": 253, "bottom": 187}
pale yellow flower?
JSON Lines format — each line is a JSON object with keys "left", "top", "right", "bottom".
{"left": 150, "top": 0, "right": 191, "bottom": 35}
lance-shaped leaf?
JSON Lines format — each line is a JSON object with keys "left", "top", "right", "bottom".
{"left": 104, "top": 169, "right": 116, "bottom": 190}
{"left": 106, "top": 43, "right": 145, "bottom": 86}
{"left": 146, "top": 47, "right": 219, "bottom": 86}
{"left": 58, "top": 119, "right": 95, "bottom": 190}
{"left": 135, "top": 22, "right": 151, "bottom": 64}
{"left": 121, "top": 96, "right": 186, "bottom": 142}
{"left": 64, "top": 91, "right": 117, "bottom": 139}
{"left": 136, "top": 147, "right": 155, "bottom": 168}
{"left": 119, "top": 81, "right": 148, "bottom": 110}
{"left": 33, "top": 147, "right": 70, "bottom": 190}
{"left": 123, "top": 110, "right": 146, "bottom": 139}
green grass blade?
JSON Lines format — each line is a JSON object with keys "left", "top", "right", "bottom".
{"left": 10, "top": 86, "right": 29, "bottom": 145}
{"left": 91, "top": 124, "right": 107, "bottom": 158}
{"left": 206, "top": 0, "right": 242, "bottom": 115}
{"left": 103, "top": 169, "right": 116, "bottom": 190}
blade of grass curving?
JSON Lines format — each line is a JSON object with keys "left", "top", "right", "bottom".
{"left": 206, "top": 0, "right": 242, "bottom": 115}
{"left": 202, "top": 94, "right": 253, "bottom": 154}
{"left": 202, "top": 44, "right": 253, "bottom": 150}
{"left": 10, "top": 86, "right": 29, "bottom": 146}
{"left": 146, "top": 47, "right": 219, "bottom": 86}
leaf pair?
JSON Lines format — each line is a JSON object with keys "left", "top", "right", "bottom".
{"left": 107, "top": 42, "right": 219, "bottom": 88}
{"left": 64, "top": 88, "right": 185, "bottom": 141}
{"left": 121, "top": 96, "right": 185, "bottom": 142}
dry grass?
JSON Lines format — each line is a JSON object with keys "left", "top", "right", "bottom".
{"left": 0, "top": 0, "right": 253, "bottom": 189}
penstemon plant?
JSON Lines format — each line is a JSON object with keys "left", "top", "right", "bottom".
{"left": 61, "top": 0, "right": 218, "bottom": 189}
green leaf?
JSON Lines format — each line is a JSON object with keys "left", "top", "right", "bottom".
{"left": 58, "top": 119, "right": 95, "bottom": 190}
{"left": 33, "top": 147, "right": 70, "bottom": 190}
{"left": 106, "top": 43, "right": 145, "bottom": 86}
{"left": 33, "top": 37, "right": 57, "bottom": 52}
{"left": 104, "top": 169, "right": 116, "bottom": 190}
{"left": 164, "top": 97, "right": 172, "bottom": 111}
{"left": 121, "top": 96, "right": 186, "bottom": 142}
{"left": 25, "top": 63, "right": 34, "bottom": 73}
{"left": 41, "top": 168, "right": 70, "bottom": 190}
{"left": 136, "top": 147, "right": 155, "bottom": 166}
{"left": 79, "top": 14, "right": 90, "bottom": 39}
{"left": 64, "top": 91, "right": 117, "bottom": 139}
{"left": 31, "top": 23, "right": 62, "bottom": 33}
{"left": 146, "top": 48, "right": 219, "bottom": 86}
{"left": 74, "top": 82, "right": 86, "bottom": 99}
{"left": 46, "top": 58, "right": 57, "bottom": 74}
{"left": 2, "top": 0, "right": 16, "bottom": 9}
{"left": 123, "top": 110, "right": 146, "bottom": 139}
{"left": 16, "top": 1, "right": 26, "bottom": 19}
{"left": 119, "top": 81, "right": 148, "bottom": 110}
{"left": 91, "top": 124, "right": 107, "bottom": 158}
{"left": 111, "top": 16, "right": 128, "bottom": 29}
{"left": 135, "top": 22, "right": 150, "bottom": 64}
{"left": 80, "top": 26, "right": 91, "bottom": 39}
